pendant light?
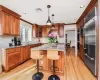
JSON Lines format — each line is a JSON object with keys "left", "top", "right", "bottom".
{"left": 46, "top": 5, "right": 52, "bottom": 25}
{"left": 52, "top": 14, "right": 55, "bottom": 28}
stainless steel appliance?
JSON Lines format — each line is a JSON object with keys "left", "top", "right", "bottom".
{"left": 84, "top": 7, "right": 97, "bottom": 76}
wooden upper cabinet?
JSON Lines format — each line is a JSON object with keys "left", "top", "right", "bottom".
{"left": 42, "top": 25, "right": 50, "bottom": 37}
{"left": 38, "top": 26, "right": 42, "bottom": 37}
{"left": 10, "top": 16, "right": 20, "bottom": 35}
{"left": 2, "top": 12, "right": 11, "bottom": 35}
{"left": 32, "top": 24, "right": 39, "bottom": 37}
{"left": 0, "top": 5, "right": 20, "bottom": 36}
{"left": 58, "top": 23, "right": 64, "bottom": 37}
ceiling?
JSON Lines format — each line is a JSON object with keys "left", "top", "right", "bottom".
{"left": 0, "top": 0, "right": 91, "bottom": 25}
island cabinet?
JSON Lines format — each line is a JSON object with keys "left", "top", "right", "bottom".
{"left": 0, "top": 5, "right": 20, "bottom": 36}
{"left": 39, "top": 51, "right": 65, "bottom": 75}
{"left": 5, "top": 48, "right": 21, "bottom": 71}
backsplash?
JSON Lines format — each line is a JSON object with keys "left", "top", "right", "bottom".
{"left": 0, "top": 36, "right": 14, "bottom": 48}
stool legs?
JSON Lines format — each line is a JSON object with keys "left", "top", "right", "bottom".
{"left": 48, "top": 60, "right": 60, "bottom": 80}
{"left": 32, "top": 60, "right": 44, "bottom": 80}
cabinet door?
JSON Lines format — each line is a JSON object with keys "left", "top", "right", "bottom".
{"left": 15, "top": 18, "right": 20, "bottom": 35}
{"left": 21, "top": 46, "right": 30, "bottom": 62}
{"left": 11, "top": 16, "right": 20, "bottom": 35}
{"left": 2, "top": 12, "right": 11, "bottom": 35}
{"left": 42, "top": 27, "right": 47, "bottom": 37}
{"left": 25, "top": 46, "right": 30, "bottom": 60}
{"left": 38, "top": 27, "right": 42, "bottom": 37}
{"left": 6, "top": 52, "right": 21, "bottom": 71}
{"left": 58, "top": 23, "right": 64, "bottom": 37}
{"left": 32, "top": 24, "right": 39, "bottom": 37}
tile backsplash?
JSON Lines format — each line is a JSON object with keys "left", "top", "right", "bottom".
{"left": 0, "top": 36, "right": 14, "bottom": 48}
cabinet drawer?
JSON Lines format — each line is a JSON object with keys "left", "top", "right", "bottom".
{"left": 6, "top": 47, "right": 20, "bottom": 54}
{"left": 7, "top": 52, "right": 21, "bottom": 70}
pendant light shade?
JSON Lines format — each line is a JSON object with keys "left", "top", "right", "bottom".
{"left": 46, "top": 5, "right": 52, "bottom": 25}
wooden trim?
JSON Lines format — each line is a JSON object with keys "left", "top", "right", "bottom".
{"left": 64, "top": 23, "right": 76, "bottom": 25}
{"left": 20, "top": 18, "right": 33, "bottom": 25}
{"left": 76, "top": 0, "right": 98, "bottom": 24}
{"left": 95, "top": 1, "right": 99, "bottom": 79}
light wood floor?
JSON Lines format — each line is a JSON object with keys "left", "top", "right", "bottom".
{"left": 0, "top": 49, "right": 97, "bottom": 80}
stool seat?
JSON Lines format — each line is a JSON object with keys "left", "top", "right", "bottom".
{"left": 47, "top": 50, "right": 59, "bottom": 60}
{"left": 31, "top": 50, "right": 44, "bottom": 60}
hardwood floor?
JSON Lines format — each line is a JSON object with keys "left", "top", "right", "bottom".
{"left": 0, "top": 49, "right": 97, "bottom": 80}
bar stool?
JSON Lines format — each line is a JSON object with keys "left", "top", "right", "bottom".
{"left": 47, "top": 50, "right": 60, "bottom": 80}
{"left": 31, "top": 50, "right": 44, "bottom": 80}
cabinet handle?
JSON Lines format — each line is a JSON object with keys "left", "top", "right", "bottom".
{"left": 84, "top": 54, "right": 95, "bottom": 61}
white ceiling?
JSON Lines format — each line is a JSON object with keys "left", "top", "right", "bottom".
{"left": 0, "top": 0, "right": 91, "bottom": 25}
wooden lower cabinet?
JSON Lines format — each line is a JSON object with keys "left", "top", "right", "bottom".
{"left": 79, "top": 44, "right": 84, "bottom": 61}
{"left": 21, "top": 46, "right": 30, "bottom": 62}
{"left": 5, "top": 48, "right": 21, "bottom": 71}
{"left": 5, "top": 46, "right": 30, "bottom": 71}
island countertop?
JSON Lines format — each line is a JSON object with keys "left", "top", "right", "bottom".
{"left": 31, "top": 43, "right": 66, "bottom": 55}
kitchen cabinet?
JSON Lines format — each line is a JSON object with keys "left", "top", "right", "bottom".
{"left": 11, "top": 16, "right": 20, "bottom": 35}
{"left": 58, "top": 23, "right": 64, "bottom": 37}
{"left": 0, "top": 5, "right": 20, "bottom": 36}
{"left": 4, "top": 44, "right": 41, "bottom": 71}
{"left": 21, "top": 46, "right": 30, "bottom": 62}
{"left": 32, "top": 24, "right": 39, "bottom": 37}
{"left": 6, "top": 48, "right": 21, "bottom": 71}
{"left": 38, "top": 27, "right": 42, "bottom": 37}
{"left": 42, "top": 26, "right": 51, "bottom": 37}
{"left": 79, "top": 44, "right": 84, "bottom": 61}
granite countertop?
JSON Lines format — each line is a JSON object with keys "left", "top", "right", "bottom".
{"left": 0, "top": 43, "right": 41, "bottom": 49}
{"left": 31, "top": 43, "right": 66, "bottom": 51}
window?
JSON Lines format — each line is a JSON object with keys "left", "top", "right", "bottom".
{"left": 20, "top": 25, "right": 32, "bottom": 42}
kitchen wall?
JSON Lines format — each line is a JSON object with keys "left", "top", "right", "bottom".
{"left": 65, "top": 30, "right": 75, "bottom": 47}
{"left": 0, "top": 36, "right": 14, "bottom": 48}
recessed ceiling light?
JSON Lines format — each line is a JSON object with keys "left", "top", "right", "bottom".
{"left": 80, "top": 5, "right": 85, "bottom": 8}
{"left": 22, "top": 12, "right": 26, "bottom": 14}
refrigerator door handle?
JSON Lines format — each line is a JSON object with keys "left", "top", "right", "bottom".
{"left": 84, "top": 54, "right": 95, "bottom": 61}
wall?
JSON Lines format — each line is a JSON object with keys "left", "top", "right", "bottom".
{"left": 0, "top": 36, "right": 14, "bottom": 48}
{"left": 65, "top": 30, "right": 75, "bottom": 47}
{"left": 64, "top": 24, "right": 77, "bottom": 56}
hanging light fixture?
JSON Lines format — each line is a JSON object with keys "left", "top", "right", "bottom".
{"left": 51, "top": 14, "right": 55, "bottom": 28}
{"left": 46, "top": 5, "right": 52, "bottom": 25}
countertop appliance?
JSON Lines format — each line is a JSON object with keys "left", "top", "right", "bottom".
{"left": 84, "top": 7, "right": 97, "bottom": 76}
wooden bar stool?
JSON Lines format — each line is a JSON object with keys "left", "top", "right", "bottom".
{"left": 47, "top": 50, "right": 60, "bottom": 80}
{"left": 31, "top": 50, "right": 44, "bottom": 80}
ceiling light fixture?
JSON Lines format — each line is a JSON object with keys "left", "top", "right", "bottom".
{"left": 51, "top": 14, "right": 55, "bottom": 29}
{"left": 46, "top": 5, "right": 52, "bottom": 25}
{"left": 80, "top": 5, "right": 85, "bottom": 8}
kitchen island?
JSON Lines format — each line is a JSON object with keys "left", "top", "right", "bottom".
{"left": 31, "top": 43, "right": 66, "bottom": 75}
